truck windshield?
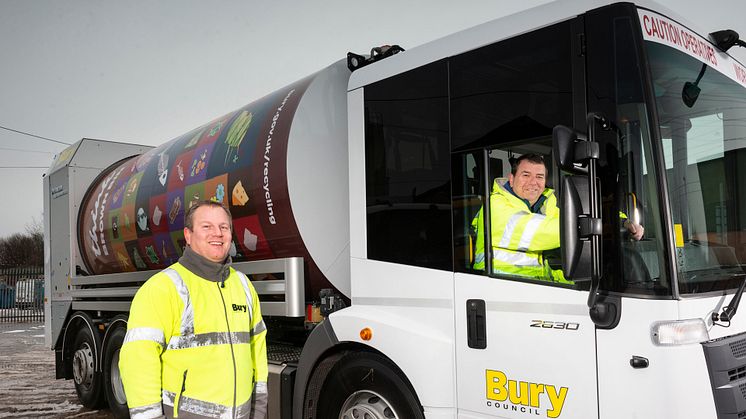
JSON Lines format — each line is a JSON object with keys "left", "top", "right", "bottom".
{"left": 647, "top": 41, "right": 746, "bottom": 295}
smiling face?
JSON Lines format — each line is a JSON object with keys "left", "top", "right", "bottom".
{"left": 508, "top": 159, "right": 547, "bottom": 206}
{"left": 183, "top": 204, "right": 232, "bottom": 263}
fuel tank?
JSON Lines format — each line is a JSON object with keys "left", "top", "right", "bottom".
{"left": 78, "top": 60, "right": 351, "bottom": 300}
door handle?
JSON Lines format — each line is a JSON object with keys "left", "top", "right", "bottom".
{"left": 467, "top": 299, "right": 487, "bottom": 349}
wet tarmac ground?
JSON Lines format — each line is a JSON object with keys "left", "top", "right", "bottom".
{"left": 0, "top": 322, "right": 114, "bottom": 418}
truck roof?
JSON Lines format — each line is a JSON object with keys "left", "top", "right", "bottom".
{"left": 348, "top": 0, "right": 697, "bottom": 90}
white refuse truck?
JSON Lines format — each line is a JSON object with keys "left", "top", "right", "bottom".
{"left": 44, "top": 1, "right": 746, "bottom": 418}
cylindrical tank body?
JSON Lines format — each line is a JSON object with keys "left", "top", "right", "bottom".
{"left": 78, "top": 60, "right": 351, "bottom": 300}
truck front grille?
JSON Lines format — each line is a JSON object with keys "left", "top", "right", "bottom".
{"left": 730, "top": 366, "right": 746, "bottom": 382}
{"left": 731, "top": 339, "right": 746, "bottom": 359}
{"left": 704, "top": 332, "right": 746, "bottom": 419}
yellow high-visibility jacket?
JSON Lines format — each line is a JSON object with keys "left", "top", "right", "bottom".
{"left": 120, "top": 259, "right": 268, "bottom": 419}
{"left": 472, "top": 178, "right": 569, "bottom": 282}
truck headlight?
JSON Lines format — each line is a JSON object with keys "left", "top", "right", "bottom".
{"left": 651, "top": 319, "right": 709, "bottom": 346}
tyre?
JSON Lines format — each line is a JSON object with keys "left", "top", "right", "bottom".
{"left": 309, "top": 352, "right": 424, "bottom": 419}
{"left": 103, "top": 325, "right": 130, "bottom": 418}
{"left": 72, "top": 326, "right": 105, "bottom": 408}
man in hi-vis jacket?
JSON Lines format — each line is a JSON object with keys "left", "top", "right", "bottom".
{"left": 120, "top": 200, "right": 268, "bottom": 419}
{"left": 472, "top": 153, "right": 567, "bottom": 281}
{"left": 472, "top": 153, "right": 643, "bottom": 282}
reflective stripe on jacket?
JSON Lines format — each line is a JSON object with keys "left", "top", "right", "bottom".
{"left": 472, "top": 178, "right": 568, "bottom": 282}
{"left": 120, "top": 262, "right": 268, "bottom": 419}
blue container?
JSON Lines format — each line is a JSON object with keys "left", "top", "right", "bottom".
{"left": 0, "top": 283, "right": 16, "bottom": 309}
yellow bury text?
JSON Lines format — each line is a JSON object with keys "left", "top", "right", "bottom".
{"left": 486, "top": 370, "right": 509, "bottom": 401}
{"left": 545, "top": 385, "right": 569, "bottom": 418}
{"left": 485, "top": 369, "right": 568, "bottom": 417}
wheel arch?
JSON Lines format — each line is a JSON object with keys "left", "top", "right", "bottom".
{"left": 292, "top": 319, "right": 424, "bottom": 419}
{"left": 292, "top": 318, "right": 338, "bottom": 419}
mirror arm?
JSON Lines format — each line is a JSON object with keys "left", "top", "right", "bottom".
{"left": 573, "top": 141, "right": 600, "bottom": 162}
{"left": 578, "top": 217, "right": 602, "bottom": 237}
{"left": 586, "top": 113, "right": 603, "bottom": 311}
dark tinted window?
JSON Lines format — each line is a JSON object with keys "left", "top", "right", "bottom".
{"left": 450, "top": 22, "right": 573, "bottom": 151}
{"left": 364, "top": 60, "right": 452, "bottom": 270}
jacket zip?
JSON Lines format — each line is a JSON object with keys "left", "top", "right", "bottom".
{"left": 174, "top": 369, "right": 188, "bottom": 417}
{"left": 218, "top": 282, "right": 238, "bottom": 419}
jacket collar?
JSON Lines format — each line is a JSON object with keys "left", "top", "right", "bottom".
{"left": 178, "top": 246, "right": 231, "bottom": 283}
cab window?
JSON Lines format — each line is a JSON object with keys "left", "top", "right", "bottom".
{"left": 364, "top": 60, "right": 452, "bottom": 270}
{"left": 450, "top": 20, "right": 575, "bottom": 286}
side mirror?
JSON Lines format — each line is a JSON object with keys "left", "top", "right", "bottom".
{"left": 559, "top": 175, "right": 593, "bottom": 281}
{"left": 553, "top": 125, "right": 600, "bottom": 283}
{"left": 709, "top": 29, "right": 746, "bottom": 53}
{"left": 681, "top": 63, "right": 707, "bottom": 108}
{"left": 552, "top": 126, "right": 598, "bottom": 174}
{"left": 681, "top": 81, "right": 701, "bottom": 108}
{"left": 554, "top": 121, "right": 618, "bottom": 329}
{"left": 553, "top": 126, "right": 583, "bottom": 173}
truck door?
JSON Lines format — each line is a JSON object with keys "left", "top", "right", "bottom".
{"left": 452, "top": 149, "right": 598, "bottom": 419}
{"left": 448, "top": 19, "right": 597, "bottom": 419}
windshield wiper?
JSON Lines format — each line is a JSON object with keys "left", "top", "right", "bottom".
{"left": 714, "top": 275, "right": 746, "bottom": 323}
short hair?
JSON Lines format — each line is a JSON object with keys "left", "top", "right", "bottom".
{"left": 184, "top": 200, "right": 233, "bottom": 231}
{"left": 510, "top": 153, "right": 546, "bottom": 175}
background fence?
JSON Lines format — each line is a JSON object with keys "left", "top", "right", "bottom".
{"left": 0, "top": 266, "right": 44, "bottom": 323}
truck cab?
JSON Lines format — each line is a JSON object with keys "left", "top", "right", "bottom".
{"left": 340, "top": 1, "right": 746, "bottom": 418}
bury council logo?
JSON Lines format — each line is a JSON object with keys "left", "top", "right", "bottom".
{"left": 485, "top": 369, "right": 568, "bottom": 418}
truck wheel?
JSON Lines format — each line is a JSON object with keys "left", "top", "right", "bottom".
{"left": 103, "top": 325, "right": 130, "bottom": 418}
{"left": 312, "top": 352, "right": 424, "bottom": 419}
{"left": 72, "top": 327, "right": 105, "bottom": 408}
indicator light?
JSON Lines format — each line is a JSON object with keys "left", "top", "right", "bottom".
{"left": 360, "top": 327, "right": 373, "bottom": 341}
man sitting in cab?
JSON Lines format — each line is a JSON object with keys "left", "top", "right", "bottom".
{"left": 472, "top": 153, "right": 643, "bottom": 283}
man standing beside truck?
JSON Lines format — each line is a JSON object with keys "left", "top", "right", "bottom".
{"left": 120, "top": 200, "right": 268, "bottom": 419}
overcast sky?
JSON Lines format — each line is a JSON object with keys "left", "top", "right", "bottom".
{"left": 1, "top": 0, "right": 745, "bottom": 239}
